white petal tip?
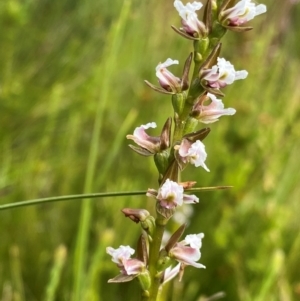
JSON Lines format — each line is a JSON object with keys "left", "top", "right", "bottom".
{"left": 256, "top": 4, "right": 267, "bottom": 15}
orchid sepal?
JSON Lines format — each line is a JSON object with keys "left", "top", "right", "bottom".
{"left": 108, "top": 273, "right": 137, "bottom": 283}
{"left": 171, "top": 25, "right": 200, "bottom": 41}
{"left": 144, "top": 80, "right": 175, "bottom": 95}
{"left": 128, "top": 145, "right": 154, "bottom": 157}
{"left": 164, "top": 223, "right": 187, "bottom": 252}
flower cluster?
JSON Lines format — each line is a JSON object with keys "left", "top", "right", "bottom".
{"left": 107, "top": 0, "right": 266, "bottom": 298}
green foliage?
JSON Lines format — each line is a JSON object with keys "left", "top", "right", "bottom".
{"left": 0, "top": 0, "right": 300, "bottom": 300}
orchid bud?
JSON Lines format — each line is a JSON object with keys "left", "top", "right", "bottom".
{"left": 137, "top": 270, "right": 151, "bottom": 291}
{"left": 121, "top": 208, "right": 150, "bottom": 223}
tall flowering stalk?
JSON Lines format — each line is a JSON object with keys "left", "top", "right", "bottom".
{"left": 107, "top": 1, "right": 266, "bottom": 300}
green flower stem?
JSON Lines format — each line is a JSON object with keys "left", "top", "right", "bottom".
{"left": 178, "top": 38, "right": 209, "bottom": 126}
{"left": 172, "top": 117, "right": 185, "bottom": 145}
{"left": 147, "top": 216, "right": 168, "bottom": 301}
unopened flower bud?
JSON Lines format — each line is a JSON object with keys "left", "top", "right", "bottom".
{"left": 121, "top": 208, "right": 150, "bottom": 223}
{"left": 137, "top": 270, "right": 151, "bottom": 291}
{"left": 154, "top": 150, "right": 170, "bottom": 176}
{"left": 141, "top": 216, "right": 156, "bottom": 237}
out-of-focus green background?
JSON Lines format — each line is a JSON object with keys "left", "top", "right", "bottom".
{"left": 1, "top": 0, "right": 300, "bottom": 300}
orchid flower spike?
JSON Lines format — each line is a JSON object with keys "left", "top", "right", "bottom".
{"left": 220, "top": 0, "right": 267, "bottom": 30}
{"left": 201, "top": 57, "right": 248, "bottom": 90}
{"left": 173, "top": 0, "right": 206, "bottom": 38}
{"left": 191, "top": 93, "right": 236, "bottom": 123}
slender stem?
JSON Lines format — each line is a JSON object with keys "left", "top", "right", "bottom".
{"left": 72, "top": 2, "right": 132, "bottom": 299}
{"left": 0, "top": 191, "right": 145, "bottom": 211}
{"left": 0, "top": 186, "right": 231, "bottom": 211}
{"left": 147, "top": 217, "right": 167, "bottom": 301}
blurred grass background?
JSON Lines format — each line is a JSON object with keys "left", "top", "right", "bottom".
{"left": 0, "top": 0, "right": 300, "bottom": 300}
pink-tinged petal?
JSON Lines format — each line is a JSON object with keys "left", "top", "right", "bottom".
{"left": 178, "top": 138, "right": 191, "bottom": 158}
{"left": 155, "top": 59, "right": 181, "bottom": 92}
{"left": 195, "top": 93, "right": 236, "bottom": 124}
{"left": 163, "top": 263, "right": 181, "bottom": 285}
{"left": 126, "top": 122, "right": 160, "bottom": 153}
{"left": 122, "top": 258, "right": 145, "bottom": 275}
{"left": 171, "top": 246, "right": 205, "bottom": 268}
{"left": 183, "top": 194, "right": 199, "bottom": 204}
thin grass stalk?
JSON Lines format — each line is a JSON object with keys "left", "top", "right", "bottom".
{"left": 96, "top": 109, "right": 138, "bottom": 185}
{"left": 9, "top": 246, "right": 25, "bottom": 301}
{"left": 72, "top": 1, "right": 132, "bottom": 300}
{"left": 0, "top": 187, "right": 230, "bottom": 211}
{"left": 44, "top": 245, "right": 67, "bottom": 301}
